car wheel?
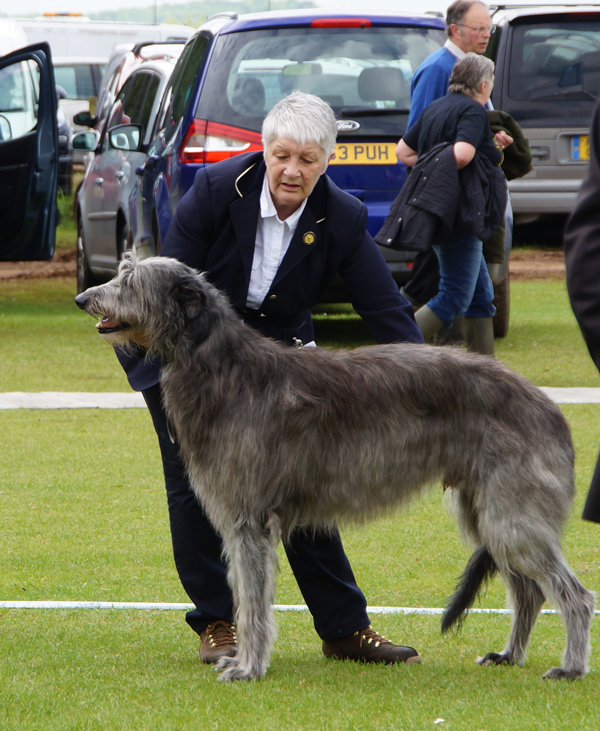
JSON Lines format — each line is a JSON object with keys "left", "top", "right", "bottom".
{"left": 118, "top": 220, "right": 133, "bottom": 260}
{"left": 492, "top": 268, "right": 510, "bottom": 339}
{"left": 58, "top": 159, "right": 73, "bottom": 196}
{"left": 77, "top": 219, "right": 98, "bottom": 294}
{"left": 152, "top": 214, "right": 162, "bottom": 255}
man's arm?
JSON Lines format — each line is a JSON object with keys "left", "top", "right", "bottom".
{"left": 407, "top": 58, "right": 452, "bottom": 130}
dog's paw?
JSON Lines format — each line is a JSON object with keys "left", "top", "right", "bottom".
{"left": 476, "top": 652, "right": 515, "bottom": 667}
{"left": 214, "top": 656, "right": 266, "bottom": 682}
{"left": 542, "top": 666, "right": 585, "bottom": 681}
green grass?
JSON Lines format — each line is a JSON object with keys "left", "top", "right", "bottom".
{"left": 56, "top": 190, "right": 77, "bottom": 252}
{"left": 2, "top": 270, "right": 600, "bottom": 728}
{"left": 1, "top": 406, "right": 599, "bottom": 729}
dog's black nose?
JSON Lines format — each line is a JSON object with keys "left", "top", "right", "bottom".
{"left": 74, "top": 293, "right": 87, "bottom": 310}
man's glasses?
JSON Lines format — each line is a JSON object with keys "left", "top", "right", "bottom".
{"left": 456, "top": 23, "right": 496, "bottom": 35}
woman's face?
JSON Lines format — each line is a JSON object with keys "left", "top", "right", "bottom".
{"left": 264, "top": 137, "right": 328, "bottom": 220}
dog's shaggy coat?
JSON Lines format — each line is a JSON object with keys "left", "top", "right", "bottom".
{"left": 76, "top": 255, "right": 595, "bottom": 682}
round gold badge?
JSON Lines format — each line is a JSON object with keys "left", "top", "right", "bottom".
{"left": 303, "top": 232, "right": 316, "bottom": 245}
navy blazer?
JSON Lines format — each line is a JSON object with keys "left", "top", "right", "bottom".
{"left": 565, "top": 98, "right": 600, "bottom": 523}
{"left": 119, "top": 151, "right": 422, "bottom": 391}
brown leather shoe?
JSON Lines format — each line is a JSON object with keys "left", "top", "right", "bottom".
{"left": 199, "top": 620, "right": 237, "bottom": 664}
{"left": 322, "top": 625, "right": 421, "bottom": 665}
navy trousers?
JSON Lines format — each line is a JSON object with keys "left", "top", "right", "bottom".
{"left": 142, "top": 383, "right": 370, "bottom": 641}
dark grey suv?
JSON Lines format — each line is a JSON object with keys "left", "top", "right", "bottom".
{"left": 489, "top": 4, "right": 600, "bottom": 222}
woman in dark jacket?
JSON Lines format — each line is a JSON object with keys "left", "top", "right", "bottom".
{"left": 396, "top": 53, "right": 512, "bottom": 355}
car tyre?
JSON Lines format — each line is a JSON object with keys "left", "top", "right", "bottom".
{"left": 118, "top": 220, "right": 133, "bottom": 261}
{"left": 492, "top": 268, "right": 510, "bottom": 339}
{"left": 77, "top": 219, "right": 98, "bottom": 294}
{"left": 152, "top": 214, "right": 162, "bottom": 255}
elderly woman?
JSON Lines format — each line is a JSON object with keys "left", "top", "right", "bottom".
{"left": 118, "top": 91, "right": 423, "bottom": 668}
{"left": 396, "top": 53, "right": 511, "bottom": 355}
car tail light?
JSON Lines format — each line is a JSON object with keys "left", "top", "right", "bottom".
{"left": 178, "top": 120, "right": 263, "bottom": 164}
{"left": 310, "top": 18, "right": 372, "bottom": 27}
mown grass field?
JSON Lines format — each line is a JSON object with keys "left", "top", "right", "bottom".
{"left": 1, "top": 261, "right": 599, "bottom": 729}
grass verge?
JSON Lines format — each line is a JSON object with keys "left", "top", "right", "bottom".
{"left": 1, "top": 269, "right": 600, "bottom": 728}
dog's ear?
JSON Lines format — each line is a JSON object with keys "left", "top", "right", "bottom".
{"left": 171, "top": 278, "right": 207, "bottom": 321}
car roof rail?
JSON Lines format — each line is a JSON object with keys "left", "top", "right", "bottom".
{"left": 132, "top": 39, "right": 185, "bottom": 56}
{"left": 208, "top": 11, "right": 239, "bottom": 20}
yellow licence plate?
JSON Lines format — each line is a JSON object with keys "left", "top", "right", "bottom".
{"left": 572, "top": 135, "right": 590, "bottom": 161}
{"left": 330, "top": 142, "right": 398, "bottom": 165}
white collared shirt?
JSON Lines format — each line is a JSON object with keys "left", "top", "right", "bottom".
{"left": 245, "top": 173, "right": 307, "bottom": 309}
{"left": 444, "top": 39, "right": 468, "bottom": 60}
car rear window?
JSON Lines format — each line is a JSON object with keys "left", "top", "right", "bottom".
{"left": 196, "top": 25, "right": 445, "bottom": 137}
{"left": 503, "top": 15, "right": 600, "bottom": 126}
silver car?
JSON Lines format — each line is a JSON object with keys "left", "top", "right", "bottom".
{"left": 74, "top": 54, "right": 181, "bottom": 292}
{"left": 489, "top": 4, "right": 600, "bottom": 222}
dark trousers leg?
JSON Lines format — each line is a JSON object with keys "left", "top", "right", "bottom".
{"left": 143, "top": 384, "right": 233, "bottom": 633}
{"left": 402, "top": 248, "right": 441, "bottom": 306}
{"left": 143, "top": 384, "right": 370, "bottom": 639}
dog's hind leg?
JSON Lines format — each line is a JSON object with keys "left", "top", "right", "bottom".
{"left": 477, "top": 570, "right": 545, "bottom": 668}
{"left": 216, "top": 522, "right": 279, "bottom": 682}
{"left": 536, "top": 558, "right": 595, "bottom": 680}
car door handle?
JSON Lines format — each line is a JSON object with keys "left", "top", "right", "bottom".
{"left": 136, "top": 155, "right": 160, "bottom": 176}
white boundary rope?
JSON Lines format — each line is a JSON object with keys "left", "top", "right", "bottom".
{"left": 1, "top": 601, "right": 595, "bottom": 615}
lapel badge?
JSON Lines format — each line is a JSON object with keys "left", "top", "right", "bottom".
{"left": 303, "top": 231, "right": 316, "bottom": 245}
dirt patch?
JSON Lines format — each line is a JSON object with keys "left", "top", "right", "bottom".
{"left": 508, "top": 248, "right": 565, "bottom": 280}
{"left": 0, "top": 247, "right": 565, "bottom": 282}
{"left": 0, "top": 249, "right": 76, "bottom": 281}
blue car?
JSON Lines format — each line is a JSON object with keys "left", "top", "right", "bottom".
{"left": 127, "top": 10, "right": 445, "bottom": 292}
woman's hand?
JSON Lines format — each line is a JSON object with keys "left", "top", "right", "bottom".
{"left": 494, "top": 131, "right": 513, "bottom": 151}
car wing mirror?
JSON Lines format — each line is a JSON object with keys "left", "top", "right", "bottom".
{"left": 73, "top": 110, "right": 94, "bottom": 127}
{"left": 108, "top": 123, "right": 142, "bottom": 152}
{"left": 72, "top": 130, "right": 99, "bottom": 151}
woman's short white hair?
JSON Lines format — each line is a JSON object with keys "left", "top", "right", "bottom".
{"left": 448, "top": 52, "right": 495, "bottom": 96}
{"left": 262, "top": 91, "right": 337, "bottom": 160}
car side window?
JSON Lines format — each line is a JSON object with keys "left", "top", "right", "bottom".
{"left": 155, "top": 34, "right": 209, "bottom": 147}
{"left": 0, "top": 59, "right": 40, "bottom": 141}
{"left": 108, "top": 73, "right": 151, "bottom": 130}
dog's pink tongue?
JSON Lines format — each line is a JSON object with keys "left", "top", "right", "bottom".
{"left": 96, "top": 317, "right": 118, "bottom": 330}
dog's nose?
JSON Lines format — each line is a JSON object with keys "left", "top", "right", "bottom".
{"left": 74, "top": 293, "right": 87, "bottom": 310}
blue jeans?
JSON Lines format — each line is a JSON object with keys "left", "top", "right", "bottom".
{"left": 428, "top": 233, "right": 496, "bottom": 327}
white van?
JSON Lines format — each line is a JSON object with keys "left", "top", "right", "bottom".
{"left": 0, "top": 19, "right": 28, "bottom": 56}
{"left": 12, "top": 15, "right": 193, "bottom": 59}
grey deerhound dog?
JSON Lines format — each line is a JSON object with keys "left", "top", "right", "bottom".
{"left": 76, "top": 254, "right": 594, "bottom": 682}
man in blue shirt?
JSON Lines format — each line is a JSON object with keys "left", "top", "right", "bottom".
{"left": 407, "top": 0, "right": 493, "bottom": 129}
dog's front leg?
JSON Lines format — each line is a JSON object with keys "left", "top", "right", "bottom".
{"left": 216, "top": 523, "right": 279, "bottom": 682}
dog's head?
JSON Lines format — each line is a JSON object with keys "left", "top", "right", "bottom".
{"left": 75, "top": 254, "right": 215, "bottom": 354}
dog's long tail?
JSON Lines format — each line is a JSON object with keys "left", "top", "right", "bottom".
{"left": 441, "top": 546, "right": 498, "bottom": 633}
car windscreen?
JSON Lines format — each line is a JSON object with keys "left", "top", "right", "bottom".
{"left": 503, "top": 16, "right": 600, "bottom": 126}
{"left": 195, "top": 25, "right": 445, "bottom": 137}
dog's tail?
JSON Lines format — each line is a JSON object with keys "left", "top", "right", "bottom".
{"left": 441, "top": 546, "right": 498, "bottom": 633}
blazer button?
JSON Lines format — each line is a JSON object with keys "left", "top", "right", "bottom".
{"left": 268, "top": 294, "right": 277, "bottom": 300}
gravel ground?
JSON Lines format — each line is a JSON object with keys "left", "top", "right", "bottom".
{"left": 0, "top": 248, "right": 565, "bottom": 282}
